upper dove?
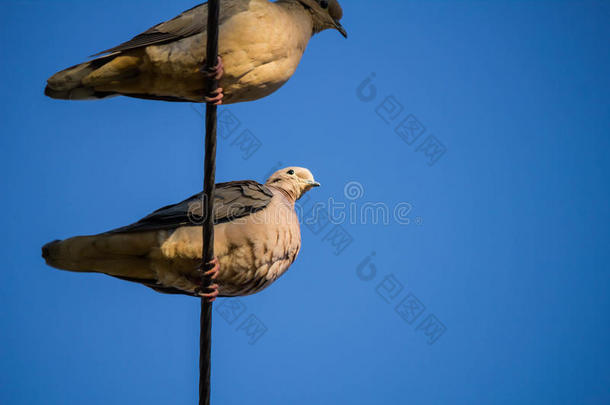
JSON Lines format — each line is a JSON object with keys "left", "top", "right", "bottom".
{"left": 45, "top": 0, "right": 347, "bottom": 104}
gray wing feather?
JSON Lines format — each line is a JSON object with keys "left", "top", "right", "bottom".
{"left": 109, "top": 180, "right": 274, "bottom": 234}
{"left": 92, "top": 0, "right": 251, "bottom": 56}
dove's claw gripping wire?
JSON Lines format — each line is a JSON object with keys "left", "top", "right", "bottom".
{"left": 204, "top": 88, "right": 224, "bottom": 105}
{"left": 196, "top": 257, "right": 220, "bottom": 302}
{"left": 202, "top": 57, "right": 224, "bottom": 105}
{"left": 203, "top": 56, "right": 224, "bottom": 81}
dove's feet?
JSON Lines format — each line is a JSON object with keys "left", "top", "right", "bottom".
{"left": 203, "top": 57, "right": 224, "bottom": 80}
{"left": 196, "top": 257, "right": 220, "bottom": 302}
{"left": 199, "top": 283, "right": 219, "bottom": 302}
{"left": 204, "top": 257, "right": 220, "bottom": 280}
{"left": 205, "top": 88, "right": 224, "bottom": 105}
{"left": 202, "top": 57, "right": 224, "bottom": 105}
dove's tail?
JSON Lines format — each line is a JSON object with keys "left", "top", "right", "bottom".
{"left": 44, "top": 53, "right": 139, "bottom": 101}
{"left": 41, "top": 232, "right": 159, "bottom": 279}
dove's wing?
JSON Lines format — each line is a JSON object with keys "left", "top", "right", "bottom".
{"left": 109, "top": 180, "right": 274, "bottom": 234}
{"left": 93, "top": 0, "right": 252, "bottom": 56}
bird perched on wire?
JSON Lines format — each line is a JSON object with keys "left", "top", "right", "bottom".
{"left": 44, "top": 0, "right": 347, "bottom": 105}
{"left": 42, "top": 167, "right": 320, "bottom": 301}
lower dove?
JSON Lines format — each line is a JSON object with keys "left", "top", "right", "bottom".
{"left": 44, "top": 0, "right": 347, "bottom": 105}
{"left": 42, "top": 167, "right": 320, "bottom": 300}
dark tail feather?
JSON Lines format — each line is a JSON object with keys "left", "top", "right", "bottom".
{"left": 44, "top": 55, "right": 119, "bottom": 101}
{"left": 41, "top": 233, "right": 158, "bottom": 279}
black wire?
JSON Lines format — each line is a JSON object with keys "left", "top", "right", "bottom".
{"left": 200, "top": 1, "right": 220, "bottom": 404}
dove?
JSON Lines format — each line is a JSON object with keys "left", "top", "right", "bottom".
{"left": 42, "top": 167, "right": 320, "bottom": 300}
{"left": 45, "top": 0, "right": 347, "bottom": 105}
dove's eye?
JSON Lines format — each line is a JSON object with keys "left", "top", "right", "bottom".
{"left": 320, "top": 1, "right": 329, "bottom": 9}
{"left": 287, "top": 170, "right": 295, "bottom": 175}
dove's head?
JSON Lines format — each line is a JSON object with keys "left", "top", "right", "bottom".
{"left": 299, "top": 0, "right": 347, "bottom": 38}
{"left": 266, "top": 167, "right": 320, "bottom": 201}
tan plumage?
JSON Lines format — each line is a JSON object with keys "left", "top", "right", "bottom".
{"left": 45, "top": 0, "right": 346, "bottom": 104}
{"left": 42, "top": 167, "right": 320, "bottom": 297}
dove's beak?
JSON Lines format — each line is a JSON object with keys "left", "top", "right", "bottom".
{"left": 333, "top": 20, "right": 347, "bottom": 38}
{"left": 308, "top": 180, "right": 321, "bottom": 187}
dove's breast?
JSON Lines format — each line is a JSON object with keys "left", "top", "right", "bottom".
{"left": 217, "top": 2, "right": 313, "bottom": 103}
{"left": 156, "top": 190, "right": 302, "bottom": 296}
{"left": 144, "top": 1, "right": 313, "bottom": 103}
{"left": 213, "top": 191, "right": 302, "bottom": 296}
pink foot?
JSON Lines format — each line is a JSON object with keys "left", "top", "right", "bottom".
{"left": 200, "top": 284, "right": 219, "bottom": 303}
{"left": 203, "top": 57, "right": 224, "bottom": 105}
{"left": 206, "top": 56, "right": 224, "bottom": 81}
{"left": 204, "top": 257, "right": 220, "bottom": 280}
{"left": 197, "top": 257, "right": 220, "bottom": 302}
{"left": 201, "top": 56, "right": 224, "bottom": 80}
{"left": 205, "top": 87, "right": 224, "bottom": 105}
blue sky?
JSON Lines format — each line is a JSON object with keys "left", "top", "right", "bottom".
{"left": 1, "top": 0, "right": 609, "bottom": 404}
